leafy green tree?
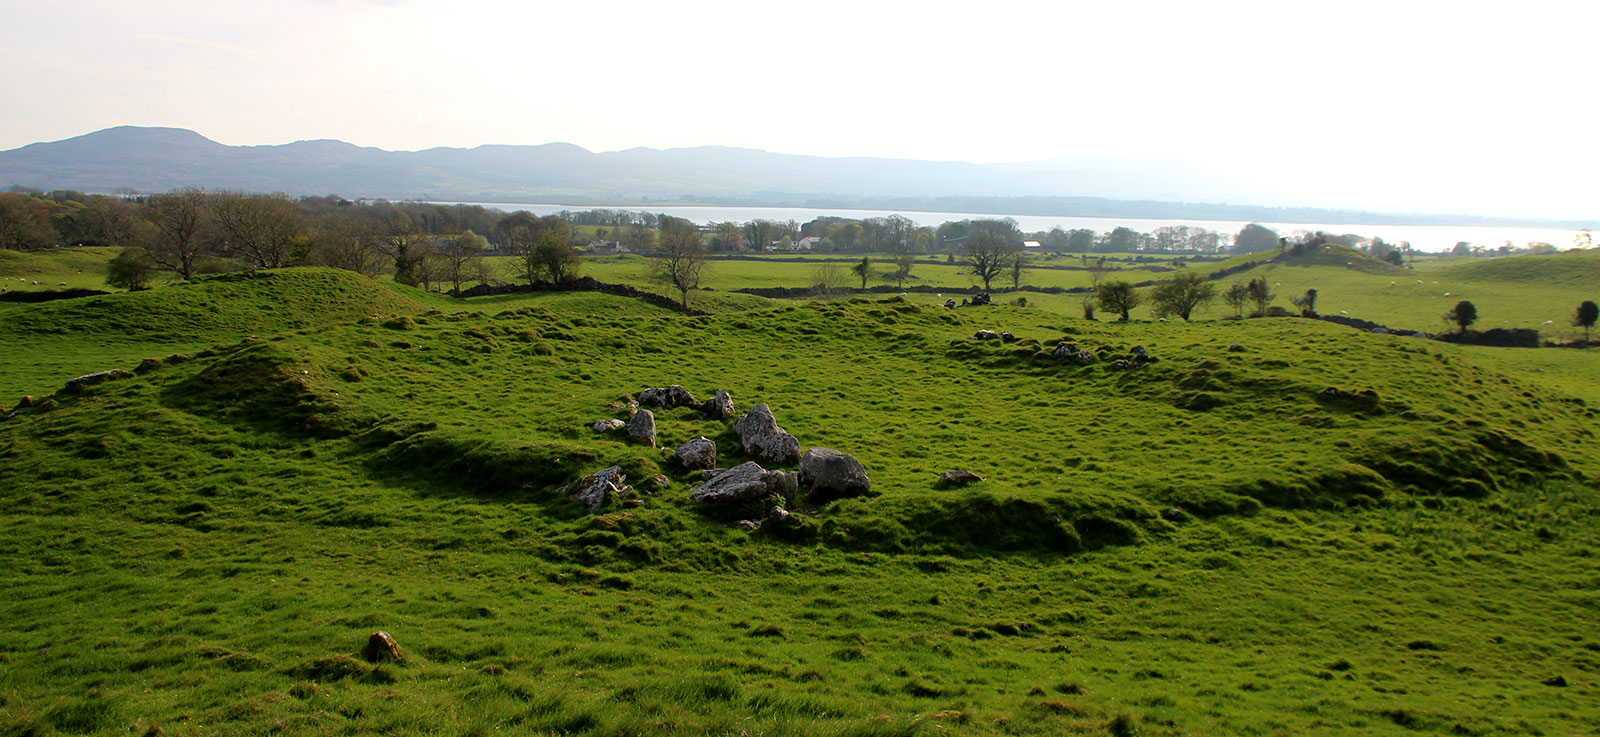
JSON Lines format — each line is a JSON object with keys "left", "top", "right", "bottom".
{"left": 532, "top": 230, "right": 581, "bottom": 283}
{"left": 1102, "top": 226, "right": 1145, "bottom": 253}
{"left": 1233, "top": 223, "right": 1280, "bottom": 255}
{"left": 1573, "top": 300, "right": 1597, "bottom": 343}
{"left": 1096, "top": 280, "right": 1141, "bottom": 321}
{"left": 1222, "top": 282, "right": 1249, "bottom": 318}
{"left": 1150, "top": 271, "right": 1217, "bottom": 321}
{"left": 1289, "top": 288, "right": 1318, "bottom": 317}
{"left": 1006, "top": 251, "right": 1029, "bottom": 289}
{"left": 1445, "top": 300, "right": 1477, "bottom": 333}
{"left": 105, "top": 247, "right": 155, "bottom": 291}
{"left": 1067, "top": 228, "right": 1096, "bottom": 253}
{"left": 833, "top": 222, "right": 861, "bottom": 251}
{"left": 1246, "top": 277, "right": 1275, "bottom": 316}
{"left": 851, "top": 256, "right": 873, "bottom": 289}
{"left": 743, "top": 219, "right": 780, "bottom": 252}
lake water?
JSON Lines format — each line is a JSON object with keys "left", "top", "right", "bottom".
{"left": 442, "top": 201, "right": 1590, "bottom": 254}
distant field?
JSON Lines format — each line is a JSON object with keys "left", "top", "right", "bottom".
{"left": 0, "top": 246, "right": 120, "bottom": 292}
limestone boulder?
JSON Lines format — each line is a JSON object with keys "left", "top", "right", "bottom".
{"left": 692, "top": 461, "right": 797, "bottom": 504}
{"left": 591, "top": 418, "right": 626, "bottom": 433}
{"left": 938, "top": 469, "right": 984, "bottom": 486}
{"left": 61, "top": 369, "right": 133, "bottom": 394}
{"left": 672, "top": 436, "right": 718, "bottom": 470}
{"left": 798, "top": 447, "right": 871, "bottom": 498}
{"left": 558, "top": 466, "right": 627, "bottom": 513}
{"left": 638, "top": 385, "right": 697, "bottom": 408}
{"left": 701, "top": 389, "right": 735, "bottom": 419}
{"left": 731, "top": 403, "right": 800, "bottom": 466}
{"left": 360, "top": 632, "right": 403, "bottom": 663}
{"left": 625, "top": 409, "right": 656, "bottom": 447}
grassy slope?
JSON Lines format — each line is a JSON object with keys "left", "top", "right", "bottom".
{"left": 2, "top": 269, "right": 1598, "bottom": 735}
{"left": 0, "top": 269, "right": 429, "bottom": 399}
{"left": 1186, "top": 247, "right": 1600, "bottom": 335}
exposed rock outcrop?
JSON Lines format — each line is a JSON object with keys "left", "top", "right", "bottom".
{"left": 591, "top": 418, "right": 626, "bottom": 433}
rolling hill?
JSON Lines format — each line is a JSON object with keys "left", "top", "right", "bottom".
{"left": 1, "top": 267, "right": 1597, "bottom": 735}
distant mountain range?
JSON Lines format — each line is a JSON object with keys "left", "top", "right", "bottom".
{"left": 0, "top": 126, "right": 1590, "bottom": 228}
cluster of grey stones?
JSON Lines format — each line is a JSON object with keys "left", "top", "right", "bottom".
{"left": 571, "top": 386, "right": 872, "bottom": 522}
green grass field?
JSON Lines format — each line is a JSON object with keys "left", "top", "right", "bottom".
{"left": 2, "top": 249, "right": 1598, "bottom": 736}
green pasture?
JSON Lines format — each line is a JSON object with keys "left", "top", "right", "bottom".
{"left": 0, "top": 247, "right": 121, "bottom": 292}
{"left": 2, "top": 264, "right": 1598, "bottom": 735}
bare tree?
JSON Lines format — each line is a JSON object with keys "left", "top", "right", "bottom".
{"left": 209, "top": 191, "right": 304, "bottom": 268}
{"left": 651, "top": 217, "right": 708, "bottom": 308}
{"left": 437, "top": 230, "right": 487, "bottom": 294}
{"left": 964, "top": 232, "right": 1013, "bottom": 290}
{"left": 145, "top": 188, "right": 208, "bottom": 279}
{"left": 811, "top": 263, "right": 847, "bottom": 298}
{"left": 0, "top": 192, "right": 56, "bottom": 250}
{"left": 309, "top": 215, "right": 386, "bottom": 276}
{"left": 82, "top": 194, "right": 142, "bottom": 246}
{"left": 1085, "top": 255, "right": 1111, "bottom": 290}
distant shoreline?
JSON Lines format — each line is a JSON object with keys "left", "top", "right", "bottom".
{"left": 433, "top": 200, "right": 1591, "bottom": 253}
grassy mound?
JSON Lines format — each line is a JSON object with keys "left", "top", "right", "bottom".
{"left": 0, "top": 267, "right": 424, "bottom": 341}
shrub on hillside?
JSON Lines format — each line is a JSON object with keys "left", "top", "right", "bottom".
{"left": 1444, "top": 300, "right": 1477, "bottom": 333}
{"left": 105, "top": 247, "right": 155, "bottom": 291}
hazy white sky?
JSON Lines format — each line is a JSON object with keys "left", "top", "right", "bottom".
{"left": 1, "top": 0, "right": 1596, "bottom": 219}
